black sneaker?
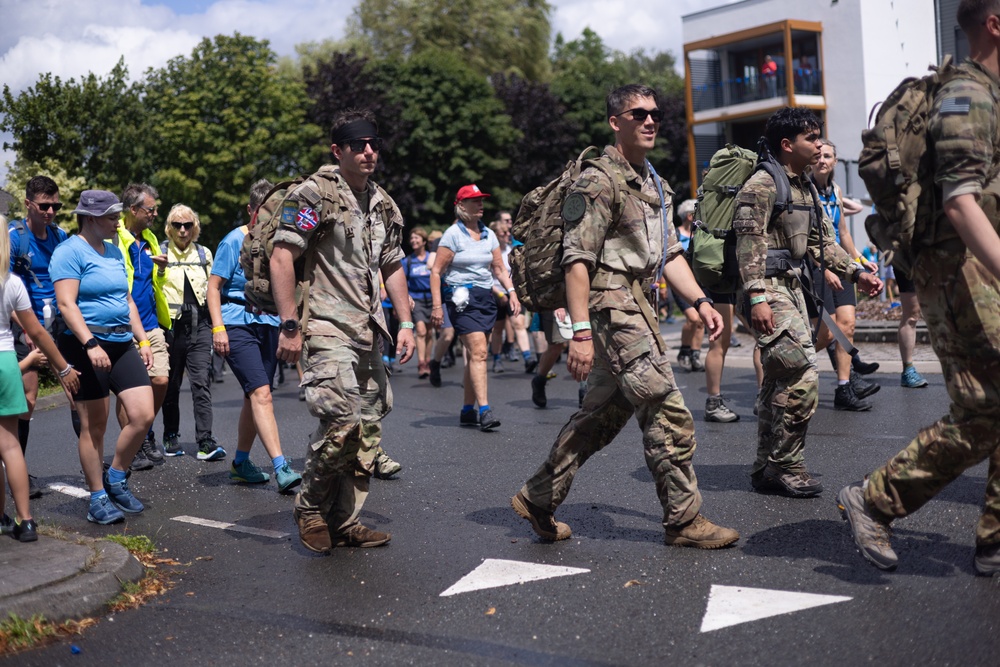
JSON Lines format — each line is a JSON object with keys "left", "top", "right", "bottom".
{"left": 531, "top": 375, "right": 548, "bottom": 408}
{"left": 28, "top": 474, "right": 43, "bottom": 499}
{"left": 130, "top": 447, "right": 155, "bottom": 472}
{"left": 835, "top": 383, "right": 873, "bottom": 412}
{"left": 12, "top": 518, "right": 38, "bottom": 543}
{"left": 142, "top": 434, "right": 164, "bottom": 464}
{"left": 479, "top": 409, "right": 501, "bottom": 432}
{"left": 197, "top": 435, "right": 226, "bottom": 462}
{"left": 163, "top": 433, "right": 184, "bottom": 457}
{"left": 429, "top": 360, "right": 442, "bottom": 387}
{"left": 852, "top": 356, "right": 880, "bottom": 375}
{"left": 460, "top": 409, "right": 479, "bottom": 427}
{"left": 524, "top": 357, "right": 539, "bottom": 374}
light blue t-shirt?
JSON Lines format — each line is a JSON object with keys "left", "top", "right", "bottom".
{"left": 210, "top": 227, "right": 279, "bottom": 327}
{"left": 440, "top": 221, "right": 499, "bottom": 290}
{"left": 50, "top": 235, "right": 132, "bottom": 343}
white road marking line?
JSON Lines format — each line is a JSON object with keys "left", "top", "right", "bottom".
{"left": 171, "top": 515, "right": 290, "bottom": 540}
{"left": 440, "top": 558, "right": 590, "bottom": 596}
{"left": 48, "top": 483, "right": 90, "bottom": 499}
{"left": 700, "top": 585, "right": 852, "bottom": 632}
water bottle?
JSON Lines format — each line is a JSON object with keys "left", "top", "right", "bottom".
{"left": 42, "top": 298, "right": 54, "bottom": 332}
{"left": 452, "top": 285, "right": 470, "bottom": 312}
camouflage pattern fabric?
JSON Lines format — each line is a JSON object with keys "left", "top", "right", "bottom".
{"left": 866, "top": 248, "right": 1000, "bottom": 546}
{"left": 295, "top": 333, "right": 392, "bottom": 533}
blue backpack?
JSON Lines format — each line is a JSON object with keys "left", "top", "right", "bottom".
{"left": 8, "top": 219, "right": 68, "bottom": 287}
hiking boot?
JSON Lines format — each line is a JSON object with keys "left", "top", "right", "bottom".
{"left": 429, "top": 360, "right": 442, "bottom": 387}
{"left": 460, "top": 409, "right": 479, "bottom": 427}
{"left": 197, "top": 436, "right": 226, "bottom": 462}
{"left": 511, "top": 491, "right": 571, "bottom": 541}
{"left": 28, "top": 474, "right": 43, "bottom": 499}
{"left": 294, "top": 506, "right": 331, "bottom": 553}
{"left": 0, "top": 513, "right": 13, "bottom": 535}
{"left": 852, "top": 355, "right": 880, "bottom": 375}
{"left": 333, "top": 523, "right": 391, "bottom": 548}
{"left": 87, "top": 494, "right": 125, "bottom": 525}
{"left": 230, "top": 459, "right": 270, "bottom": 484}
{"left": 275, "top": 463, "right": 302, "bottom": 493}
{"left": 492, "top": 358, "right": 506, "bottom": 374}
{"left": 705, "top": 395, "right": 740, "bottom": 423}
{"left": 901, "top": 366, "right": 928, "bottom": 388}
{"left": 531, "top": 375, "right": 548, "bottom": 408}
{"left": 129, "top": 447, "right": 155, "bottom": 472}
{"left": 479, "top": 409, "right": 501, "bottom": 432}
{"left": 835, "top": 383, "right": 873, "bottom": 412}
{"left": 664, "top": 514, "right": 739, "bottom": 549}
{"left": 373, "top": 450, "right": 402, "bottom": 479}
{"left": 974, "top": 542, "right": 1000, "bottom": 576}
{"left": 676, "top": 349, "right": 693, "bottom": 372}
{"left": 690, "top": 350, "right": 705, "bottom": 372}
{"left": 752, "top": 462, "right": 823, "bottom": 498}
{"left": 850, "top": 369, "right": 880, "bottom": 399}
{"left": 142, "top": 433, "right": 164, "bottom": 464}
{"left": 12, "top": 518, "right": 38, "bottom": 543}
{"left": 104, "top": 474, "right": 144, "bottom": 513}
{"left": 524, "top": 356, "right": 539, "bottom": 374}
{"left": 163, "top": 433, "right": 184, "bottom": 457}
{"left": 837, "top": 482, "right": 898, "bottom": 571}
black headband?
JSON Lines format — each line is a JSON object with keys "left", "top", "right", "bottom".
{"left": 331, "top": 119, "right": 379, "bottom": 146}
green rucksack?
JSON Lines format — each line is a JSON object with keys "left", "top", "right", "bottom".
{"left": 689, "top": 144, "right": 790, "bottom": 293}
{"left": 859, "top": 55, "right": 1000, "bottom": 274}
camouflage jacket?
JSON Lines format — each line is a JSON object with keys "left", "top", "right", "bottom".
{"left": 272, "top": 166, "right": 405, "bottom": 348}
{"left": 733, "top": 163, "right": 853, "bottom": 293}
{"left": 561, "top": 145, "right": 680, "bottom": 311}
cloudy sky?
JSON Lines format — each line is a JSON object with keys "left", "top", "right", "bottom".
{"left": 0, "top": 0, "right": 733, "bottom": 181}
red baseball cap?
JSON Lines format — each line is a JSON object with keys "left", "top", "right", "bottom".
{"left": 455, "top": 184, "right": 491, "bottom": 204}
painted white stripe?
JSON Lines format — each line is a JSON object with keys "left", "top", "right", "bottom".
{"left": 171, "top": 515, "right": 290, "bottom": 540}
{"left": 441, "top": 558, "right": 590, "bottom": 596}
{"left": 48, "top": 483, "right": 91, "bottom": 499}
{"left": 700, "top": 585, "right": 852, "bottom": 632}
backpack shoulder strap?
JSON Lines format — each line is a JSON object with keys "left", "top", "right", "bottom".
{"left": 9, "top": 219, "right": 29, "bottom": 260}
{"left": 196, "top": 244, "right": 209, "bottom": 276}
{"left": 756, "top": 160, "right": 793, "bottom": 221}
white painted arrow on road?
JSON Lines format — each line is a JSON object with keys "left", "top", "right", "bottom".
{"left": 440, "top": 559, "right": 590, "bottom": 597}
{"left": 700, "top": 585, "right": 852, "bottom": 632}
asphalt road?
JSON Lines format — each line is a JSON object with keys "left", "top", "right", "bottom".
{"left": 8, "top": 353, "right": 1000, "bottom": 666}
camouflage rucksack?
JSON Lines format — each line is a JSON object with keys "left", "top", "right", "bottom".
{"left": 509, "top": 147, "right": 628, "bottom": 311}
{"left": 859, "top": 55, "right": 1000, "bottom": 274}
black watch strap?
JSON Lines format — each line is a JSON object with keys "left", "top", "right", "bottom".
{"left": 84, "top": 337, "right": 99, "bottom": 349}
{"left": 692, "top": 296, "right": 714, "bottom": 309}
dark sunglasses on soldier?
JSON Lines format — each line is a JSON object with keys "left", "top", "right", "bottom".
{"left": 344, "top": 137, "right": 383, "bottom": 153}
{"left": 618, "top": 107, "right": 663, "bottom": 123}
{"left": 32, "top": 201, "right": 63, "bottom": 212}
{"left": 171, "top": 221, "right": 195, "bottom": 230}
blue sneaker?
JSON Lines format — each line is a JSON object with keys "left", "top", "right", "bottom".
{"left": 197, "top": 436, "right": 226, "bottom": 462}
{"left": 901, "top": 366, "right": 928, "bottom": 388}
{"left": 230, "top": 459, "right": 270, "bottom": 484}
{"left": 87, "top": 495, "right": 125, "bottom": 525}
{"left": 275, "top": 462, "right": 302, "bottom": 494}
{"left": 104, "top": 475, "right": 144, "bottom": 514}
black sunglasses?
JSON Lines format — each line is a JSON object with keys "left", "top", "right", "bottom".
{"left": 617, "top": 107, "right": 663, "bottom": 123}
{"left": 171, "top": 221, "right": 195, "bottom": 230}
{"left": 32, "top": 201, "right": 63, "bottom": 212}
{"left": 344, "top": 137, "right": 383, "bottom": 153}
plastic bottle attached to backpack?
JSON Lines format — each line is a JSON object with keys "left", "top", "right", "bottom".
{"left": 42, "top": 298, "right": 54, "bottom": 332}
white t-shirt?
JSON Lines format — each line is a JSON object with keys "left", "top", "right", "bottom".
{"left": 0, "top": 276, "right": 31, "bottom": 352}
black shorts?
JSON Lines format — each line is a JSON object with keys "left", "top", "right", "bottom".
{"left": 446, "top": 286, "right": 497, "bottom": 336}
{"left": 805, "top": 266, "right": 857, "bottom": 318}
{"left": 893, "top": 264, "right": 915, "bottom": 293}
{"left": 58, "top": 335, "right": 151, "bottom": 401}
{"left": 704, "top": 288, "right": 737, "bottom": 306}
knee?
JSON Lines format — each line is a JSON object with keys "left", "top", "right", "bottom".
{"left": 151, "top": 376, "right": 169, "bottom": 389}
{"left": 250, "top": 386, "right": 273, "bottom": 409}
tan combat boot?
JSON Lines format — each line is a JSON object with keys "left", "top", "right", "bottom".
{"left": 294, "top": 506, "right": 332, "bottom": 554}
{"left": 664, "top": 514, "right": 739, "bottom": 549}
{"left": 332, "top": 523, "right": 391, "bottom": 548}
{"left": 511, "top": 491, "right": 571, "bottom": 540}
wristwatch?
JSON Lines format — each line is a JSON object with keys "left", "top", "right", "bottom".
{"left": 692, "top": 296, "right": 714, "bottom": 309}
{"left": 84, "top": 337, "right": 99, "bottom": 349}
{"left": 280, "top": 319, "right": 300, "bottom": 333}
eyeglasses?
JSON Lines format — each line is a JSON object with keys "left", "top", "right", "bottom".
{"left": 138, "top": 205, "right": 158, "bottom": 215}
{"left": 344, "top": 137, "right": 383, "bottom": 153}
{"left": 616, "top": 107, "right": 663, "bottom": 123}
{"left": 171, "top": 221, "right": 195, "bottom": 230}
{"left": 31, "top": 201, "right": 63, "bottom": 212}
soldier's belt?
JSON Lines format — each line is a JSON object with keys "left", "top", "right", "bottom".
{"left": 589, "top": 271, "right": 664, "bottom": 355}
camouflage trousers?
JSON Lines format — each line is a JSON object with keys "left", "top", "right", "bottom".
{"left": 741, "top": 280, "right": 819, "bottom": 476}
{"left": 521, "top": 306, "right": 702, "bottom": 529}
{"left": 866, "top": 248, "right": 1000, "bottom": 546}
{"left": 294, "top": 333, "right": 392, "bottom": 534}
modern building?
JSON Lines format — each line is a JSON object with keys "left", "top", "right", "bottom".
{"left": 682, "top": 0, "right": 954, "bottom": 219}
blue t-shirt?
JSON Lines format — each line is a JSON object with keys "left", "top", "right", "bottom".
{"left": 50, "top": 236, "right": 132, "bottom": 343}
{"left": 127, "top": 236, "right": 158, "bottom": 330}
{"left": 440, "top": 221, "right": 499, "bottom": 290}
{"left": 210, "top": 227, "right": 278, "bottom": 327}
{"left": 401, "top": 252, "right": 432, "bottom": 299}
{"left": 7, "top": 221, "right": 66, "bottom": 319}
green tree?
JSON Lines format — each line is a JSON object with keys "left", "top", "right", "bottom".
{"left": 143, "top": 33, "right": 322, "bottom": 246}
{"left": 0, "top": 59, "right": 150, "bottom": 192}
{"left": 346, "top": 0, "right": 552, "bottom": 81}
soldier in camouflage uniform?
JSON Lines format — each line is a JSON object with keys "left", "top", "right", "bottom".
{"left": 840, "top": 0, "right": 1000, "bottom": 576}
{"left": 511, "top": 84, "right": 740, "bottom": 549}
{"left": 734, "top": 107, "right": 883, "bottom": 498}
{"left": 270, "top": 109, "right": 414, "bottom": 553}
